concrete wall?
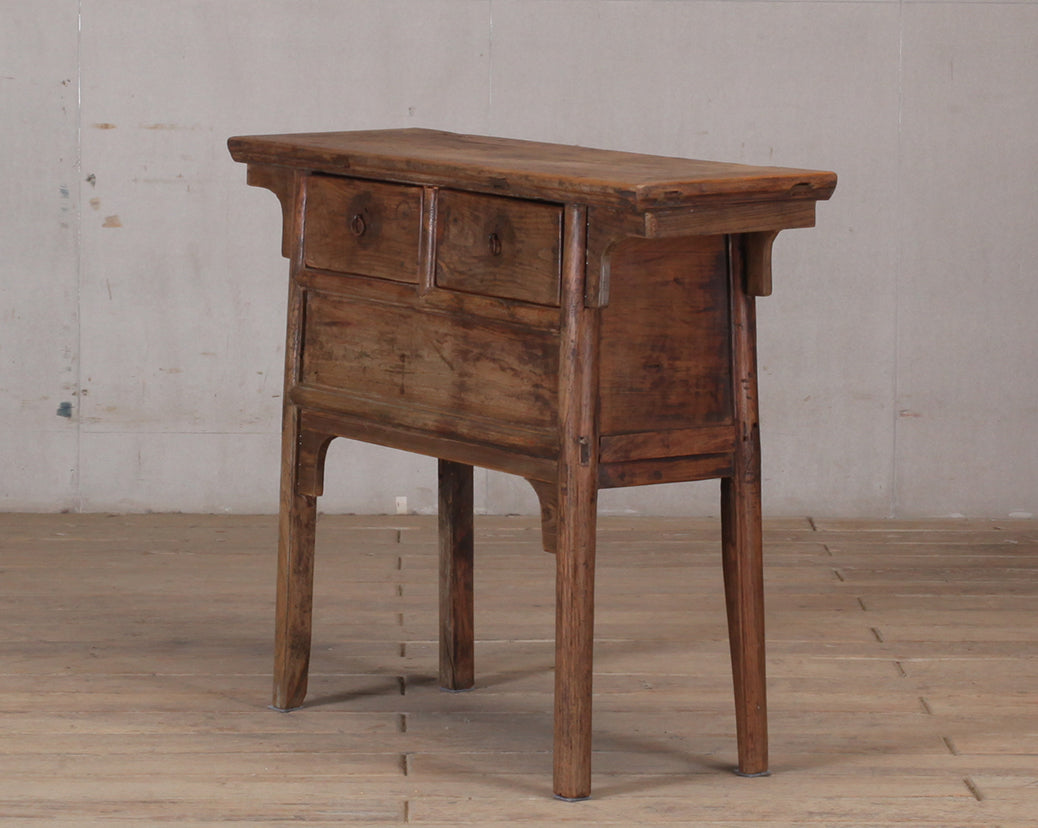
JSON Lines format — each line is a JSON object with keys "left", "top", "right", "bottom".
{"left": 2, "top": 0, "right": 1035, "bottom": 518}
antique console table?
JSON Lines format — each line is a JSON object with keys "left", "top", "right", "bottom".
{"left": 227, "top": 129, "right": 835, "bottom": 800}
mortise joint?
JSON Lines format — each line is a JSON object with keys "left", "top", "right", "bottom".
{"left": 578, "top": 436, "right": 591, "bottom": 465}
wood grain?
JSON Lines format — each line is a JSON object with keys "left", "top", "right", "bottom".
{"left": 438, "top": 460, "right": 474, "bottom": 691}
{"left": 644, "top": 199, "right": 816, "bottom": 238}
{"left": 435, "top": 189, "right": 562, "bottom": 306}
{"left": 230, "top": 128, "right": 837, "bottom": 210}
{"left": 526, "top": 477, "right": 559, "bottom": 554}
{"left": 246, "top": 164, "right": 297, "bottom": 258}
{"left": 598, "top": 234, "right": 732, "bottom": 436}
{"left": 743, "top": 230, "right": 781, "bottom": 297}
{"left": 229, "top": 129, "right": 839, "bottom": 801}
{"left": 721, "top": 236, "right": 768, "bottom": 775}
{"left": 598, "top": 453, "right": 735, "bottom": 489}
{"left": 303, "top": 175, "right": 422, "bottom": 281}
{"left": 551, "top": 204, "right": 599, "bottom": 801}
{"left": 291, "top": 393, "right": 558, "bottom": 479}
{"left": 598, "top": 425, "right": 737, "bottom": 464}
{"left": 272, "top": 173, "right": 317, "bottom": 712}
{"left": 299, "top": 290, "right": 558, "bottom": 438}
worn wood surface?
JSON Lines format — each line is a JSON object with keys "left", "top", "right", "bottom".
{"left": 245, "top": 164, "right": 297, "bottom": 258}
{"left": 1, "top": 513, "right": 1036, "bottom": 825}
{"left": 299, "top": 289, "right": 559, "bottom": 440}
{"left": 643, "top": 199, "right": 817, "bottom": 239}
{"left": 743, "top": 230, "right": 781, "bottom": 297}
{"left": 721, "top": 237, "right": 768, "bottom": 775}
{"left": 435, "top": 189, "right": 562, "bottom": 306}
{"left": 229, "top": 128, "right": 837, "bottom": 210}
{"left": 437, "top": 460, "right": 474, "bottom": 691}
{"left": 551, "top": 205, "right": 599, "bottom": 800}
{"left": 599, "top": 426, "right": 737, "bottom": 465}
{"left": 598, "top": 234, "right": 733, "bottom": 439}
{"left": 598, "top": 453, "right": 735, "bottom": 490}
{"left": 526, "top": 477, "right": 559, "bottom": 554}
{"left": 304, "top": 175, "right": 423, "bottom": 281}
{"left": 272, "top": 184, "right": 318, "bottom": 712}
{"left": 229, "top": 130, "right": 838, "bottom": 800}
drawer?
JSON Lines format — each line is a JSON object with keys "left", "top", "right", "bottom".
{"left": 435, "top": 190, "right": 562, "bottom": 306}
{"left": 304, "top": 175, "right": 422, "bottom": 282}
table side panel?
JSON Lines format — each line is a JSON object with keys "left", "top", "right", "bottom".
{"left": 598, "top": 234, "right": 733, "bottom": 443}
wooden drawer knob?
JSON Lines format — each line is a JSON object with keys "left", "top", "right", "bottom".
{"left": 349, "top": 213, "right": 367, "bottom": 237}
{"left": 488, "top": 232, "right": 503, "bottom": 256}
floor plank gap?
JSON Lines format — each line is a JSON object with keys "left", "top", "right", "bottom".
{"left": 2, "top": 513, "right": 1035, "bottom": 824}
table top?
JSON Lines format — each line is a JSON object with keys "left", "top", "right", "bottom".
{"left": 228, "top": 128, "right": 836, "bottom": 211}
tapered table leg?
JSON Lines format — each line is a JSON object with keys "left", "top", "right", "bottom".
{"left": 552, "top": 478, "right": 598, "bottom": 801}
{"left": 721, "top": 475, "right": 768, "bottom": 775}
{"left": 552, "top": 203, "right": 599, "bottom": 801}
{"left": 439, "top": 459, "right": 475, "bottom": 691}
{"left": 272, "top": 411, "right": 318, "bottom": 711}
{"left": 721, "top": 257, "right": 768, "bottom": 776}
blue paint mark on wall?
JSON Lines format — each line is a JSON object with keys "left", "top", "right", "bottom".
{"left": 56, "top": 401, "right": 73, "bottom": 418}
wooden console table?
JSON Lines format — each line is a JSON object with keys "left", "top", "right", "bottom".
{"left": 228, "top": 129, "right": 835, "bottom": 800}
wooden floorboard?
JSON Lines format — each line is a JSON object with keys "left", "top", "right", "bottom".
{"left": 0, "top": 513, "right": 1035, "bottom": 825}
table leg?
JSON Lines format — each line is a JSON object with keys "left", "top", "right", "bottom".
{"left": 721, "top": 475, "right": 768, "bottom": 775}
{"left": 721, "top": 259, "right": 768, "bottom": 776}
{"left": 439, "top": 459, "right": 474, "bottom": 691}
{"left": 552, "top": 477, "right": 598, "bottom": 801}
{"left": 272, "top": 410, "right": 318, "bottom": 712}
{"left": 552, "top": 202, "right": 599, "bottom": 800}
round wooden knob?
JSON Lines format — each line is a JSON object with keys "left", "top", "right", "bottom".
{"left": 350, "top": 214, "right": 367, "bottom": 237}
{"left": 488, "top": 232, "right": 502, "bottom": 256}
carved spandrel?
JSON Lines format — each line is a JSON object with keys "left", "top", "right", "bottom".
{"left": 246, "top": 164, "right": 297, "bottom": 259}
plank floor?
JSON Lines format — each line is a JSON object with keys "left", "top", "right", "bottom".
{"left": 0, "top": 513, "right": 1035, "bottom": 826}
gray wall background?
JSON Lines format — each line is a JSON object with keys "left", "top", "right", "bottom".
{"left": 3, "top": 1, "right": 1036, "bottom": 518}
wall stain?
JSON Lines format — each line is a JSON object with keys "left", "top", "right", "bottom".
{"left": 140, "top": 123, "right": 201, "bottom": 131}
{"left": 56, "top": 402, "right": 73, "bottom": 418}
{"left": 94, "top": 123, "right": 117, "bottom": 130}
{"left": 102, "top": 215, "right": 122, "bottom": 228}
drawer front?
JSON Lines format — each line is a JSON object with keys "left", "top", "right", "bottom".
{"left": 436, "top": 190, "right": 562, "bottom": 306}
{"left": 304, "top": 175, "right": 422, "bottom": 282}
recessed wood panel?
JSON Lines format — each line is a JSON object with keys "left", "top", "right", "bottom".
{"left": 598, "top": 426, "right": 737, "bottom": 464}
{"left": 436, "top": 190, "right": 562, "bottom": 306}
{"left": 599, "top": 235, "right": 733, "bottom": 435}
{"left": 299, "top": 290, "right": 558, "bottom": 440}
{"left": 304, "top": 175, "right": 422, "bottom": 282}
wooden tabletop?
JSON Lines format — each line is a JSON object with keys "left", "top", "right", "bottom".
{"left": 228, "top": 128, "right": 836, "bottom": 211}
